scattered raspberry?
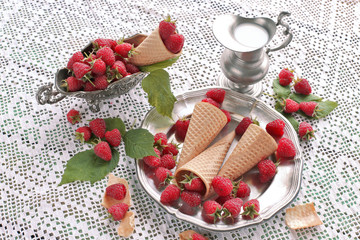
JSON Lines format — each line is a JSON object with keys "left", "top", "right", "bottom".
{"left": 62, "top": 76, "right": 83, "bottom": 92}
{"left": 67, "top": 109, "right": 81, "bottom": 124}
{"left": 278, "top": 68, "right": 294, "bottom": 86}
{"left": 143, "top": 148, "right": 161, "bottom": 168}
{"left": 159, "top": 15, "right": 177, "bottom": 41}
{"left": 223, "top": 198, "right": 243, "bottom": 218}
{"left": 96, "top": 47, "right": 115, "bottom": 66}
{"left": 235, "top": 117, "right": 257, "bottom": 136}
{"left": 181, "top": 174, "right": 205, "bottom": 193}
{"left": 206, "top": 89, "right": 226, "bottom": 104}
{"left": 191, "top": 233, "right": 207, "bottom": 240}
{"left": 299, "top": 101, "right": 318, "bottom": 117}
{"left": 215, "top": 194, "right": 234, "bottom": 206}
{"left": 94, "top": 141, "right": 112, "bottom": 161}
{"left": 175, "top": 117, "right": 190, "bottom": 142}
{"left": 257, "top": 159, "right": 277, "bottom": 183}
{"left": 212, "top": 176, "right": 233, "bottom": 197}
{"left": 106, "top": 183, "right": 127, "bottom": 200}
{"left": 67, "top": 51, "right": 84, "bottom": 70}
{"left": 159, "top": 154, "right": 176, "bottom": 170}
{"left": 202, "top": 200, "right": 222, "bottom": 222}
{"left": 242, "top": 199, "right": 260, "bottom": 220}
{"left": 91, "top": 58, "right": 106, "bottom": 76}
{"left": 73, "top": 62, "right": 91, "bottom": 79}
{"left": 93, "top": 75, "right": 109, "bottom": 90}
{"left": 277, "top": 138, "right": 296, "bottom": 159}
{"left": 154, "top": 132, "right": 168, "bottom": 146}
{"left": 181, "top": 190, "right": 202, "bottom": 207}
{"left": 93, "top": 38, "right": 117, "bottom": 50}
{"left": 154, "top": 167, "right": 173, "bottom": 184}
{"left": 266, "top": 119, "right": 285, "bottom": 138}
{"left": 164, "top": 33, "right": 184, "bottom": 54}
{"left": 89, "top": 118, "right": 106, "bottom": 138}
{"left": 125, "top": 63, "right": 140, "bottom": 74}
{"left": 115, "top": 43, "right": 134, "bottom": 58}
{"left": 298, "top": 121, "right": 315, "bottom": 140}
{"left": 108, "top": 203, "right": 129, "bottom": 221}
{"left": 236, "top": 181, "right": 251, "bottom": 198}
{"left": 75, "top": 126, "right": 91, "bottom": 143}
{"left": 201, "top": 98, "right": 221, "bottom": 108}
{"left": 294, "top": 78, "right": 312, "bottom": 95}
{"left": 84, "top": 81, "right": 97, "bottom": 91}
{"left": 105, "top": 129, "right": 121, "bottom": 147}
{"left": 221, "top": 109, "right": 231, "bottom": 124}
{"left": 283, "top": 99, "right": 299, "bottom": 113}
{"left": 162, "top": 143, "right": 179, "bottom": 156}
{"left": 160, "top": 184, "right": 180, "bottom": 204}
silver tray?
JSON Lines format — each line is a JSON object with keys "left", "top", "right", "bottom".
{"left": 136, "top": 86, "right": 303, "bottom": 231}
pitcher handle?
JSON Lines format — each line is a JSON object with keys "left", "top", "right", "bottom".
{"left": 36, "top": 83, "right": 66, "bottom": 105}
{"left": 266, "top": 12, "right": 293, "bottom": 53}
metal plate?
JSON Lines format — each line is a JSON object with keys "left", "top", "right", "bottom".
{"left": 136, "top": 86, "right": 303, "bottom": 231}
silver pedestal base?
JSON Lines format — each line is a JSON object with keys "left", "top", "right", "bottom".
{"left": 217, "top": 73, "right": 263, "bottom": 98}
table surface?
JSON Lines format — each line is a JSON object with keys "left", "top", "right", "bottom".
{"left": 1, "top": 0, "right": 359, "bottom": 239}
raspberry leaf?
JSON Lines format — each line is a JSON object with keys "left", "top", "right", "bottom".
{"left": 273, "top": 77, "right": 291, "bottom": 99}
{"left": 139, "top": 56, "right": 180, "bottom": 72}
{"left": 104, "top": 118, "right": 126, "bottom": 136}
{"left": 123, "top": 129, "right": 158, "bottom": 158}
{"left": 59, "top": 148, "right": 119, "bottom": 185}
{"left": 142, "top": 69, "right": 176, "bottom": 118}
{"left": 289, "top": 93, "right": 322, "bottom": 103}
{"left": 316, "top": 100, "right": 338, "bottom": 119}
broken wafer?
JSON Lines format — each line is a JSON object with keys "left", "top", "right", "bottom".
{"left": 285, "top": 202, "right": 323, "bottom": 229}
{"left": 117, "top": 211, "right": 135, "bottom": 238}
{"left": 179, "top": 230, "right": 209, "bottom": 240}
{"left": 102, "top": 173, "right": 131, "bottom": 209}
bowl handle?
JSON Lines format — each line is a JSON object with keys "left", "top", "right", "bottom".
{"left": 36, "top": 83, "right": 66, "bottom": 105}
{"left": 266, "top": 12, "right": 293, "bottom": 53}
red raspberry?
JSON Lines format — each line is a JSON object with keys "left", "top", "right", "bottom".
{"left": 93, "top": 38, "right": 117, "bottom": 50}
{"left": 180, "top": 190, "right": 202, "bottom": 207}
{"left": 299, "top": 101, "right": 318, "bottom": 117}
{"left": 235, "top": 117, "right": 255, "bottom": 136}
{"left": 175, "top": 117, "right": 190, "bottom": 142}
{"left": 94, "top": 141, "right": 112, "bottom": 161}
{"left": 294, "top": 78, "right": 312, "bottom": 95}
{"left": 91, "top": 58, "right": 106, "bottom": 76}
{"left": 62, "top": 76, "right": 83, "bottom": 92}
{"left": 277, "top": 138, "right": 296, "bottom": 159}
{"left": 212, "top": 176, "right": 233, "bottom": 197}
{"left": 67, "top": 51, "right": 84, "bottom": 70}
{"left": 191, "top": 233, "right": 207, "bottom": 240}
{"left": 278, "top": 68, "right": 294, "bottom": 86}
{"left": 105, "top": 129, "right": 121, "bottom": 147}
{"left": 154, "top": 167, "right": 173, "bottom": 184}
{"left": 266, "top": 119, "right": 285, "bottom": 138}
{"left": 159, "top": 15, "right": 177, "bottom": 41}
{"left": 162, "top": 143, "right": 179, "bottom": 156}
{"left": 242, "top": 199, "right": 260, "bottom": 220}
{"left": 75, "top": 126, "right": 91, "bottom": 143}
{"left": 206, "top": 89, "right": 226, "bottom": 104}
{"left": 160, "top": 184, "right": 180, "bottom": 204}
{"left": 202, "top": 200, "right": 222, "bottom": 222}
{"left": 298, "top": 122, "right": 315, "bottom": 140}
{"left": 96, "top": 47, "right": 115, "bottom": 66}
{"left": 115, "top": 43, "right": 134, "bottom": 58}
{"left": 154, "top": 132, "right": 167, "bottom": 145}
{"left": 257, "top": 159, "right": 277, "bottom": 183}
{"left": 221, "top": 109, "right": 231, "bottom": 124}
{"left": 108, "top": 203, "right": 129, "bottom": 221}
{"left": 223, "top": 198, "right": 243, "bottom": 218}
{"left": 72, "top": 62, "right": 91, "bottom": 79}
{"left": 201, "top": 98, "right": 220, "bottom": 108}
{"left": 84, "top": 81, "right": 97, "bottom": 91}
{"left": 143, "top": 148, "right": 161, "bottom": 168}
{"left": 283, "top": 99, "right": 299, "bottom": 113}
{"left": 215, "top": 194, "right": 234, "bottom": 206}
{"left": 181, "top": 174, "right": 205, "bottom": 193}
{"left": 67, "top": 109, "right": 81, "bottom": 124}
{"left": 159, "top": 154, "right": 176, "bottom": 170}
{"left": 106, "top": 183, "right": 127, "bottom": 200}
{"left": 93, "top": 75, "right": 109, "bottom": 90}
{"left": 89, "top": 118, "right": 106, "bottom": 138}
{"left": 125, "top": 63, "right": 140, "bottom": 74}
{"left": 82, "top": 53, "right": 97, "bottom": 64}
{"left": 112, "top": 60, "right": 128, "bottom": 77}
{"left": 236, "top": 181, "right": 251, "bottom": 198}
{"left": 164, "top": 33, "right": 184, "bottom": 54}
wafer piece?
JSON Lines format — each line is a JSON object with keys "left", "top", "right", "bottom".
{"left": 102, "top": 173, "right": 131, "bottom": 208}
{"left": 218, "top": 124, "right": 277, "bottom": 181}
{"left": 177, "top": 102, "right": 228, "bottom": 169}
{"left": 179, "top": 230, "right": 209, "bottom": 240}
{"left": 117, "top": 211, "right": 135, "bottom": 237}
{"left": 128, "top": 28, "right": 182, "bottom": 66}
{"left": 285, "top": 202, "right": 323, "bottom": 229}
{"left": 175, "top": 131, "right": 235, "bottom": 198}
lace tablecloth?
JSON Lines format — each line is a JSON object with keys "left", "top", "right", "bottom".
{"left": 1, "top": 0, "right": 359, "bottom": 239}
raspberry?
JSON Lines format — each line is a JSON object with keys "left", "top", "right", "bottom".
{"left": 202, "top": 200, "right": 222, "bottom": 222}
{"left": 160, "top": 184, "right": 180, "bottom": 204}
{"left": 283, "top": 99, "right": 299, "bottom": 113}
{"left": 215, "top": 194, "right": 234, "bottom": 206}
{"left": 159, "top": 154, "right": 176, "bottom": 170}
{"left": 89, "top": 118, "right": 106, "bottom": 138}
{"left": 298, "top": 122, "right": 315, "bottom": 140}
{"left": 143, "top": 148, "right": 161, "bottom": 168}
{"left": 93, "top": 38, "right": 117, "bottom": 50}
{"left": 93, "top": 75, "right": 109, "bottom": 90}
{"left": 72, "top": 62, "right": 91, "bottom": 79}
{"left": 82, "top": 53, "right": 97, "bottom": 64}
{"left": 159, "top": 15, "right": 177, "bottom": 41}
{"left": 221, "top": 109, "right": 231, "bottom": 124}
{"left": 277, "top": 138, "right": 296, "bottom": 159}
{"left": 67, "top": 51, "right": 84, "bottom": 70}
{"left": 175, "top": 117, "right": 190, "bottom": 142}
{"left": 223, "top": 198, "right": 243, "bottom": 218}
{"left": 62, "top": 76, "right": 83, "bottom": 92}
{"left": 75, "top": 126, "right": 91, "bottom": 143}
{"left": 266, "top": 119, "right": 285, "bottom": 138}
{"left": 84, "top": 81, "right": 97, "bottom": 91}
{"left": 96, "top": 47, "right": 115, "bottom": 66}
{"left": 206, "top": 89, "right": 226, "bottom": 104}
{"left": 125, "top": 63, "right": 140, "bottom": 74}
{"left": 242, "top": 199, "right": 260, "bottom": 220}
{"left": 91, "top": 58, "right": 106, "bottom": 76}
{"left": 191, "top": 233, "right": 207, "bottom": 240}
{"left": 164, "top": 33, "right": 184, "bottom": 54}
{"left": 212, "top": 176, "right": 233, "bottom": 197}
{"left": 112, "top": 60, "right": 128, "bottom": 77}
{"left": 278, "top": 68, "right": 294, "bottom": 86}
{"left": 181, "top": 190, "right": 202, "bottom": 207}
{"left": 105, "top": 129, "right": 121, "bottom": 147}
{"left": 236, "top": 181, "right": 251, "bottom": 198}
{"left": 299, "top": 101, "right": 318, "bottom": 117}
{"left": 294, "top": 78, "right": 312, "bottom": 95}
{"left": 235, "top": 117, "right": 256, "bottom": 136}
{"left": 67, "top": 109, "right": 81, "bottom": 124}
{"left": 94, "top": 141, "right": 112, "bottom": 161}
{"left": 154, "top": 132, "right": 167, "bottom": 146}
{"left": 181, "top": 173, "right": 205, "bottom": 193}
{"left": 154, "top": 167, "right": 173, "bottom": 184}
{"left": 162, "top": 143, "right": 179, "bottom": 156}
{"left": 201, "top": 98, "right": 220, "bottom": 108}
{"left": 108, "top": 203, "right": 129, "bottom": 221}
{"left": 106, "top": 183, "right": 127, "bottom": 200}
{"left": 115, "top": 43, "right": 134, "bottom": 58}
{"left": 257, "top": 159, "right": 277, "bottom": 183}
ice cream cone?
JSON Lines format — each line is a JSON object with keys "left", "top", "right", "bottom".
{"left": 176, "top": 102, "right": 228, "bottom": 169}
{"left": 175, "top": 131, "right": 235, "bottom": 198}
{"left": 128, "top": 28, "right": 182, "bottom": 66}
{"left": 217, "top": 124, "right": 277, "bottom": 181}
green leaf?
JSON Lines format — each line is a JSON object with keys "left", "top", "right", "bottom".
{"left": 123, "top": 128, "right": 157, "bottom": 159}
{"left": 273, "top": 78, "right": 291, "bottom": 99}
{"left": 139, "top": 56, "right": 180, "bottom": 72}
{"left": 282, "top": 113, "right": 300, "bottom": 132}
{"left": 142, "top": 69, "right": 177, "bottom": 118}
{"left": 104, "top": 118, "right": 126, "bottom": 136}
{"left": 316, "top": 100, "right": 338, "bottom": 119}
{"left": 59, "top": 148, "right": 119, "bottom": 185}
{"left": 289, "top": 93, "right": 322, "bottom": 103}
{"left": 275, "top": 101, "right": 283, "bottom": 113}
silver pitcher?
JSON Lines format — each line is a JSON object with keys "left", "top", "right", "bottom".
{"left": 213, "top": 12, "right": 292, "bottom": 97}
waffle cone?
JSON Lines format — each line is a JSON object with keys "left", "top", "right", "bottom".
{"left": 128, "top": 28, "right": 181, "bottom": 66}
{"left": 217, "top": 124, "right": 277, "bottom": 181}
{"left": 176, "top": 102, "right": 228, "bottom": 169}
{"left": 175, "top": 131, "right": 235, "bottom": 198}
